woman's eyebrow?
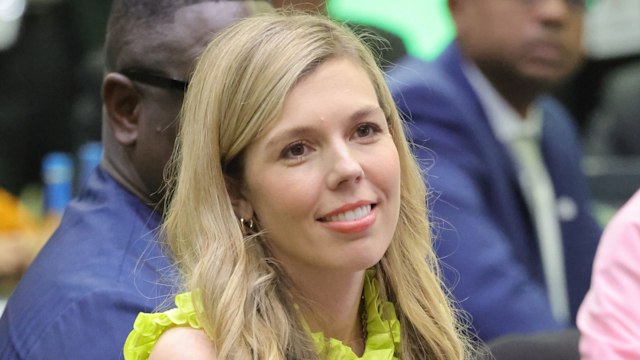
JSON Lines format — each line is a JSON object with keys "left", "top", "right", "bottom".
{"left": 263, "top": 105, "right": 385, "bottom": 149}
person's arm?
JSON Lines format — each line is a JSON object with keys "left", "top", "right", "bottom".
{"left": 25, "top": 290, "right": 158, "bottom": 359}
{"left": 150, "top": 327, "right": 216, "bottom": 360}
{"left": 396, "top": 83, "right": 562, "bottom": 340}
{"left": 578, "top": 191, "right": 640, "bottom": 360}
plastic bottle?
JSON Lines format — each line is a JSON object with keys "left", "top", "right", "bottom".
{"left": 41, "top": 152, "right": 74, "bottom": 216}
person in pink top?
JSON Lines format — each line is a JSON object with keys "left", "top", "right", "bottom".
{"left": 578, "top": 189, "right": 640, "bottom": 359}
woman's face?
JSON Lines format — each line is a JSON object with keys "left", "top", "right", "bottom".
{"left": 239, "top": 57, "right": 401, "bottom": 276}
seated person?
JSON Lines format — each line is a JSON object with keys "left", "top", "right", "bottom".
{"left": 0, "top": 1, "right": 270, "bottom": 358}
{"left": 387, "top": 0, "right": 601, "bottom": 340}
{"left": 123, "top": 12, "right": 475, "bottom": 359}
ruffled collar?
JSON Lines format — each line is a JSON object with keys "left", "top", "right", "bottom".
{"left": 124, "top": 271, "right": 400, "bottom": 360}
{"left": 308, "top": 269, "right": 401, "bottom": 359}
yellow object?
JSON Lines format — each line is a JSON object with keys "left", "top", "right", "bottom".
{"left": 309, "top": 269, "right": 401, "bottom": 359}
{"left": 123, "top": 270, "right": 401, "bottom": 359}
{"left": 0, "top": 188, "right": 61, "bottom": 278}
{"left": 0, "top": 188, "right": 39, "bottom": 278}
{"left": 0, "top": 188, "right": 36, "bottom": 233}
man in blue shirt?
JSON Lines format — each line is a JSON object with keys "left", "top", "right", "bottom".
{"left": 388, "top": 0, "right": 600, "bottom": 341}
{"left": 0, "top": 1, "right": 270, "bottom": 358}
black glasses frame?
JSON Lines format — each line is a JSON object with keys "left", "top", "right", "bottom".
{"left": 518, "top": 0, "right": 591, "bottom": 8}
{"left": 119, "top": 68, "right": 189, "bottom": 92}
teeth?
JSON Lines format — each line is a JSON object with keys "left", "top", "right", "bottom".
{"left": 323, "top": 205, "right": 371, "bottom": 222}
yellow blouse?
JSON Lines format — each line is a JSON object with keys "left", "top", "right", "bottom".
{"left": 123, "top": 270, "right": 400, "bottom": 359}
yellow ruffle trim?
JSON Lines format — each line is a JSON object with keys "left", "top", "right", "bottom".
{"left": 123, "top": 270, "right": 400, "bottom": 359}
{"left": 123, "top": 293, "right": 201, "bottom": 360}
{"left": 310, "top": 269, "right": 401, "bottom": 359}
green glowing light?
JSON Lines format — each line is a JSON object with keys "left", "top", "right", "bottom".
{"left": 327, "top": 0, "right": 455, "bottom": 60}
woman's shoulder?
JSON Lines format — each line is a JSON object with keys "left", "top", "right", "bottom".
{"left": 150, "top": 326, "right": 216, "bottom": 360}
{"left": 124, "top": 292, "right": 208, "bottom": 360}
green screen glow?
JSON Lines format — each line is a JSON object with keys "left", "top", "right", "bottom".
{"left": 327, "top": 0, "right": 455, "bottom": 60}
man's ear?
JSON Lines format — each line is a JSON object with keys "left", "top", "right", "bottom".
{"left": 225, "top": 175, "right": 254, "bottom": 220}
{"left": 102, "top": 73, "right": 141, "bottom": 146}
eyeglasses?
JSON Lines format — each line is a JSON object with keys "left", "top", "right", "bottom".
{"left": 516, "top": 0, "right": 592, "bottom": 8}
{"left": 118, "top": 68, "right": 189, "bottom": 92}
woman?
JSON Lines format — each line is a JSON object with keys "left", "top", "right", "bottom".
{"left": 124, "top": 12, "right": 472, "bottom": 359}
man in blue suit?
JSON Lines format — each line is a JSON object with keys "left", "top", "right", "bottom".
{"left": 0, "top": 1, "right": 270, "bottom": 359}
{"left": 388, "top": 0, "right": 601, "bottom": 341}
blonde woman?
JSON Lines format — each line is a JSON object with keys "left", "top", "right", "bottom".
{"left": 124, "top": 12, "right": 473, "bottom": 360}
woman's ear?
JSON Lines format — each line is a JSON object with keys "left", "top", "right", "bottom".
{"left": 102, "top": 73, "right": 141, "bottom": 146}
{"left": 225, "top": 175, "right": 254, "bottom": 220}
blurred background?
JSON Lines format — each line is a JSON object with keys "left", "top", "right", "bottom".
{"left": 1, "top": 0, "right": 639, "bottom": 309}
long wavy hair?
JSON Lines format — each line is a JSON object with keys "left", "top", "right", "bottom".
{"left": 164, "top": 12, "right": 473, "bottom": 359}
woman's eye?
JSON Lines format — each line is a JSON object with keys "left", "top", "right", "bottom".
{"left": 282, "top": 142, "right": 308, "bottom": 159}
{"left": 354, "top": 123, "right": 381, "bottom": 139}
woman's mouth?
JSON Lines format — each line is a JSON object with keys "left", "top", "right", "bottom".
{"left": 319, "top": 204, "right": 372, "bottom": 222}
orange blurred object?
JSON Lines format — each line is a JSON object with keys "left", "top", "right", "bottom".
{"left": 0, "top": 188, "right": 36, "bottom": 233}
{"left": 0, "top": 188, "right": 58, "bottom": 279}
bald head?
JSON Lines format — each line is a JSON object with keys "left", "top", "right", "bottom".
{"left": 101, "top": 0, "right": 272, "bottom": 206}
{"left": 105, "top": 0, "right": 272, "bottom": 72}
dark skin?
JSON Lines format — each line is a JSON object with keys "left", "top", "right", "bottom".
{"left": 449, "top": 0, "right": 585, "bottom": 116}
{"left": 100, "top": 2, "right": 262, "bottom": 206}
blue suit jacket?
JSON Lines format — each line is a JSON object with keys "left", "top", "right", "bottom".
{"left": 387, "top": 43, "right": 601, "bottom": 341}
{"left": 0, "top": 167, "right": 176, "bottom": 359}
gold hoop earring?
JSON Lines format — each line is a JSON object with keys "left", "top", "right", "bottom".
{"left": 240, "top": 217, "right": 255, "bottom": 233}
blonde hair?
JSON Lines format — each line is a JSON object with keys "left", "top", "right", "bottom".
{"left": 164, "top": 12, "right": 473, "bottom": 359}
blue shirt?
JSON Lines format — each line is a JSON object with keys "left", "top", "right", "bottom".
{"left": 0, "top": 166, "right": 176, "bottom": 359}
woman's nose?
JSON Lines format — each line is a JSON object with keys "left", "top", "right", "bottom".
{"left": 325, "top": 144, "right": 364, "bottom": 190}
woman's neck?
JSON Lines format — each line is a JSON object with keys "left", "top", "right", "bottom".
{"left": 290, "top": 268, "right": 367, "bottom": 355}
